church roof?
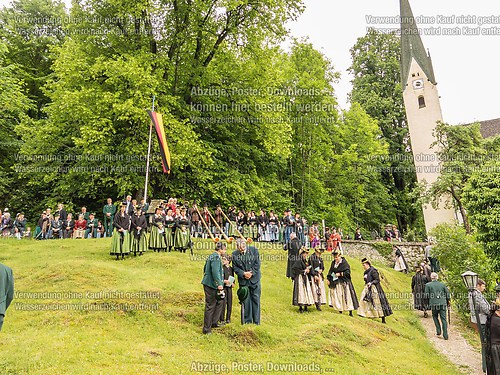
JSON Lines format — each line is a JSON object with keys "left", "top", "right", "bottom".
{"left": 400, "top": 0, "right": 436, "bottom": 85}
{"left": 479, "top": 118, "right": 500, "bottom": 138}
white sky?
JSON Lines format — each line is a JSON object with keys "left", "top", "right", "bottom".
{"left": 288, "top": 0, "right": 500, "bottom": 125}
{"left": 1, "top": 0, "right": 499, "bottom": 124}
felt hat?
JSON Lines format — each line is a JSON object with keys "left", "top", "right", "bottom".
{"left": 237, "top": 286, "right": 249, "bottom": 303}
{"left": 299, "top": 247, "right": 309, "bottom": 255}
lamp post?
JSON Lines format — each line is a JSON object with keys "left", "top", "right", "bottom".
{"left": 461, "top": 270, "right": 486, "bottom": 372}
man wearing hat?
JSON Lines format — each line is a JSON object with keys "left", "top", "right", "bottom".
{"left": 425, "top": 272, "right": 450, "bottom": 340}
{"left": 0, "top": 262, "right": 14, "bottom": 331}
{"left": 232, "top": 238, "right": 261, "bottom": 324}
{"left": 201, "top": 242, "right": 226, "bottom": 334}
{"left": 85, "top": 213, "right": 98, "bottom": 239}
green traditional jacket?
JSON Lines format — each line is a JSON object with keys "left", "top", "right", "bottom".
{"left": 103, "top": 204, "right": 116, "bottom": 219}
{"left": 424, "top": 280, "right": 450, "bottom": 307}
{"left": 201, "top": 252, "right": 224, "bottom": 290}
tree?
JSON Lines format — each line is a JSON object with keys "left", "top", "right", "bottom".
{"left": 0, "top": 0, "right": 66, "bottom": 119}
{"left": 348, "top": 28, "right": 422, "bottom": 235}
{"left": 463, "top": 159, "right": 500, "bottom": 265}
{"left": 429, "top": 121, "right": 486, "bottom": 234}
{"left": 0, "top": 40, "right": 31, "bottom": 209}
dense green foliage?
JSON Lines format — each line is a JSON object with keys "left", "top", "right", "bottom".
{"left": 0, "top": 0, "right": 402, "bottom": 235}
{"left": 428, "top": 122, "right": 486, "bottom": 234}
{"left": 463, "top": 159, "right": 500, "bottom": 267}
{"left": 431, "top": 224, "right": 494, "bottom": 318}
{"left": 349, "top": 28, "right": 424, "bottom": 237}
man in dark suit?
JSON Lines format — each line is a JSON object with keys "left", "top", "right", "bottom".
{"left": 0, "top": 262, "right": 14, "bottom": 331}
{"left": 201, "top": 242, "right": 226, "bottom": 334}
{"left": 425, "top": 272, "right": 451, "bottom": 340}
{"left": 232, "top": 238, "right": 261, "bottom": 325}
{"left": 125, "top": 195, "right": 134, "bottom": 217}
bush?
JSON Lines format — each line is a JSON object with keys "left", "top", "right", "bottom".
{"left": 430, "top": 223, "right": 494, "bottom": 319}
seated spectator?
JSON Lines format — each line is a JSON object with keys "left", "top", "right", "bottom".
{"left": 96, "top": 220, "right": 104, "bottom": 238}
{"left": 0, "top": 212, "right": 13, "bottom": 237}
{"left": 85, "top": 213, "right": 98, "bottom": 238}
{"left": 62, "top": 213, "right": 74, "bottom": 239}
{"left": 50, "top": 214, "right": 63, "bottom": 239}
{"left": 74, "top": 214, "right": 87, "bottom": 239}
{"left": 13, "top": 213, "right": 27, "bottom": 239}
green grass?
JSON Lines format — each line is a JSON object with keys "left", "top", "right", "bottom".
{"left": 0, "top": 238, "right": 461, "bottom": 375}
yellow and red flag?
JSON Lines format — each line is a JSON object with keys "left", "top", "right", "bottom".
{"left": 147, "top": 110, "right": 171, "bottom": 174}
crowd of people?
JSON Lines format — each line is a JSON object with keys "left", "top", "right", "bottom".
{"left": 1, "top": 196, "right": 405, "bottom": 244}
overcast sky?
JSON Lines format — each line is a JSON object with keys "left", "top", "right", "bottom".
{"left": 288, "top": 0, "right": 500, "bottom": 125}
{"left": 1, "top": 0, "right": 499, "bottom": 124}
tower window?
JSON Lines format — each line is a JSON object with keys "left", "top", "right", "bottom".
{"left": 418, "top": 96, "right": 426, "bottom": 108}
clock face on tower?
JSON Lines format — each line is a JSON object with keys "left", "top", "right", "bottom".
{"left": 412, "top": 79, "right": 424, "bottom": 89}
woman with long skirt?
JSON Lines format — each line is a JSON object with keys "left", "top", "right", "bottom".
{"left": 358, "top": 258, "right": 392, "bottom": 323}
{"left": 131, "top": 208, "right": 148, "bottom": 256}
{"left": 292, "top": 247, "right": 315, "bottom": 313}
{"left": 110, "top": 203, "right": 131, "bottom": 260}
{"left": 327, "top": 250, "right": 359, "bottom": 316}
{"left": 149, "top": 207, "right": 167, "bottom": 252}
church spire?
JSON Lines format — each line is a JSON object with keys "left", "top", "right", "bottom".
{"left": 400, "top": 0, "right": 436, "bottom": 85}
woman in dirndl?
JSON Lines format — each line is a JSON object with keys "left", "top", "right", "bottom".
{"left": 131, "top": 208, "right": 148, "bottom": 256}
{"left": 149, "top": 207, "right": 167, "bottom": 251}
{"left": 164, "top": 208, "right": 175, "bottom": 252}
{"left": 358, "top": 258, "right": 392, "bottom": 323}
{"left": 309, "top": 246, "right": 327, "bottom": 310}
{"left": 326, "top": 250, "right": 359, "bottom": 316}
{"left": 110, "top": 203, "right": 131, "bottom": 260}
{"left": 174, "top": 208, "right": 191, "bottom": 253}
{"left": 393, "top": 246, "right": 408, "bottom": 273}
{"left": 292, "top": 247, "right": 315, "bottom": 313}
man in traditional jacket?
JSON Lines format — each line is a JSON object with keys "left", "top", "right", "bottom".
{"left": 201, "top": 242, "right": 226, "bottom": 334}
{"left": 85, "top": 213, "right": 99, "bottom": 239}
{"left": 232, "top": 238, "right": 261, "bottom": 325}
{"left": 103, "top": 198, "right": 116, "bottom": 238}
{"left": 284, "top": 232, "right": 301, "bottom": 279}
{"left": 425, "top": 272, "right": 450, "bottom": 340}
{"left": 0, "top": 262, "right": 14, "bottom": 331}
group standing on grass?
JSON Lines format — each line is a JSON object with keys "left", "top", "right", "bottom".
{"left": 285, "top": 231, "right": 392, "bottom": 324}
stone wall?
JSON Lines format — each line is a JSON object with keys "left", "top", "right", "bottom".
{"left": 341, "top": 240, "right": 428, "bottom": 272}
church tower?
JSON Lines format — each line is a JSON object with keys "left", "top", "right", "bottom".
{"left": 400, "top": 0, "right": 456, "bottom": 233}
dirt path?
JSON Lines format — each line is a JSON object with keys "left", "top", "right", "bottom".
{"left": 419, "top": 308, "right": 483, "bottom": 374}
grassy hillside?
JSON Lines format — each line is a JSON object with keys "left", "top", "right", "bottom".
{"left": 0, "top": 238, "right": 460, "bottom": 375}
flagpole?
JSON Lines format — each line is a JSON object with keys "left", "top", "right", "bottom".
{"left": 144, "top": 95, "right": 155, "bottom": 203}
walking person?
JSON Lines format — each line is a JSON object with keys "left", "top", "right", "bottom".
{"left": 358, "top": 258, "right": 392, "bottom": 323}
{"left": 327, "top": 250, "right": 359, "bottom": 316}
{"left": 411, "top": 265, "right": 430, "bottom": 317}
{"left": 425, "top": 272, "right": 451, "bottom": 340}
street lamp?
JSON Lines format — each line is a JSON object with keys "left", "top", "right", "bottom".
{"left": 461, "top": 270, "right": 485, "bottom": 372}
